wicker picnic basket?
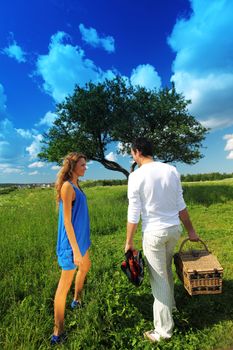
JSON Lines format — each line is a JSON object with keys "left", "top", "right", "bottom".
{"left": 174, "top": 238, "right": 223, "bottom": 296}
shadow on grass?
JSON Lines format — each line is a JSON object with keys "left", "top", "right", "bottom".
{"left": 127, "top": 292, "right": 153, "bottom": 321}
{"left": 127, "top": 279, "right": 233, "bottom": 332}
{"left": 183, "top": 184, "right": 233, "bottom": 206}
{"left": 174, "top": 279, "right": 233, "bottom": 330}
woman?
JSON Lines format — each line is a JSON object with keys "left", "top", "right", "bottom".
{"left": 51, "top": 152, "right": 91, "bottom": 345}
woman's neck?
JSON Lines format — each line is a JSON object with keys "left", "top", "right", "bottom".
{"left": 70, "top": 176, "right": 79, "bottom": 185}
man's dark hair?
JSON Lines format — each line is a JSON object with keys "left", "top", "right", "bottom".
{"left": 131, "top": 137, "right": 153, "bottom": 157}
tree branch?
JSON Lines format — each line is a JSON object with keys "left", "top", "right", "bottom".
{"left": 98, "top": 158, "right": 129, "bottom": 178}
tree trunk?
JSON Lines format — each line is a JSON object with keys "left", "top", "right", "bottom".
{"left": 97, "top": 158, "right": 129, "bottom": 179}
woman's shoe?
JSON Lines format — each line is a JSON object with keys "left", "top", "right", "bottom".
{"left": 70, "top": 300, "right": 82, "bottom": 309}
{"left": 51, "top": 332, "right": 67, "bottom": 345}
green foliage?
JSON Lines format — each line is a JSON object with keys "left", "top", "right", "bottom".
{"left": 181, "top": 172, "right": 233, "bottom": 182}
{"left": 39, "top": 76, "right": 208, "bottom": 178}
{"left": 182, "top": 181, "right": 233, "bottom": 206}
{"left": 81, "top": 179, "right": 127, "bottom": 188}
{"left": 0, "top": 185, "right": 18, "bottom": 195}
{"left": 0, "top": 182, "right": 233, "bottom": 349}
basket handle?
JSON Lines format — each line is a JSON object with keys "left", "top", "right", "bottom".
{"left": 179, "top": 238, "right": 209, "bottom": 253}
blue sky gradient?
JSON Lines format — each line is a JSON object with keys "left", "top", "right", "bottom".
{"left": 0, "top": 0, "right": 233, "bottom": 183}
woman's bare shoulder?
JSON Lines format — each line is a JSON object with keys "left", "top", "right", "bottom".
{"left": 61, "top": 180, "right": 71, "bottom": 188}
{"left": 61, "top": 181, "right": 73, "bottom": 197}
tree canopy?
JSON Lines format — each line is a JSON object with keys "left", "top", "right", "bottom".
{"left": 38, "top": 76, "right": 208, "bottom": 178}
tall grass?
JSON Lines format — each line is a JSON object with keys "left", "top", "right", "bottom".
{"left": 0, "top": 182, "right": 232, "bottom": 349}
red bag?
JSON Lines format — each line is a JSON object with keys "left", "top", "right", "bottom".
{"left": 121, "top": 249, "right": 144, "bottom": 286}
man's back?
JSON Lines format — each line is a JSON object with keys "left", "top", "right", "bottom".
{"left": 128, "top": 161, "right": 186, "bottom": 231}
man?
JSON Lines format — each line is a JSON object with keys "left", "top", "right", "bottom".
{"left": 125, "top": 137, "right": 199, "bottom": 343}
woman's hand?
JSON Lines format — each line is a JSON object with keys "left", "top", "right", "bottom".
{"left": 73, "top": 251, "right": 83, "bottom": 267}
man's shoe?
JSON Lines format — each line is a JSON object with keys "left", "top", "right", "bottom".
{"left": 144, "top": 330, "right": 170, "bottom": 343}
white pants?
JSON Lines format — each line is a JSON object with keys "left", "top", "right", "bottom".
{"left": 142, "top": 225, "right": 181, "bottom": 338}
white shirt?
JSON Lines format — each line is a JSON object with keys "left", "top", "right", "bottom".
{"left": 127, "top": 161, "right": 186, "bottom": 232}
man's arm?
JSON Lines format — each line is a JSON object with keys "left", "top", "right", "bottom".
{"left": 179, "top": 208, "right": 199, "bottom": 241}
{"left": 125, "top": 173, "right": 141, "bottom": 252}
{"left": 125, "top": 222, "right": 138, "bottom": 252}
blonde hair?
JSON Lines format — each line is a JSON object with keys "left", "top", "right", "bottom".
{"left": 55, "top": 152, "right": 87, "bottom": 204}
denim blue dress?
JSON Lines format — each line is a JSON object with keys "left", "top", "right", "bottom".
{"left": 56, "top": 181, "right": 91, "bottom": 270}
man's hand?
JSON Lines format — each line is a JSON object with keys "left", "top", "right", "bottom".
{"left": 188, "top": 230, "right": 199, "bottom": 241}
{"left": 179, "top": 208, "right": 199, "bottom": 242}
{"left": 125, "top": 222, "right": 138, "bottom": 253}
{"left": 125, "top": 241, "right": 134, "bottom": 253}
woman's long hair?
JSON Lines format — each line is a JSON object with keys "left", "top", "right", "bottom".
{"left": 55, "top": 152, "right": 87, "bottom": 204}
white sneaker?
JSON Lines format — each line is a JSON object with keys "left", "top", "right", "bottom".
{"left": 144, "top": 330, "right": 171, "bottom": 343}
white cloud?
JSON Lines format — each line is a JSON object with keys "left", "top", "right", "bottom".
{"left": 224, "top": 134, "right": 233, "bottom": 159}
{"left": 2, "top": 40, "right": 26, "bottom": 63}
{"left": 0, "top": 118, "right": 50, "bottom": 182}
{"left": 226, "top": 151, "right": 233, "bottom": 160}
{"left": 168, "top": 0, "right": 233, "bottom": 130}
{"left": 224, "top": 134, "right": 233, "bottom": 150}
{"left": 35, "top": 31, "right": 116, "bottom": 103}
{"left": 105, "top": 152, "right": 117, "bottom": 162}
{"left": 26, "top": 134, "right": 43, "bottom": 160}
{"left": 28, "top": 161, "right": 45, "bottom": 168}
{"left": 29, "top": 171, "right": 38, "bottom": 176}
{"left": 36, "top": 32, "right": 100, "bottom": 102}
{"left": 0, "top": 119, "right": 31, "bottom": 162}
{"left": 51, "top": 165, "right": 60, "bottom": 170}
{"left": 171, "top": 71, "right": 233, "bottom": 129}
{"left": 226, "top": 143, "right": 233, "bottom": 154}
{"left": 101, "top": 69, "right": 117, "bottom": 82}
{"left": 51, "top": 31, "right": 70, "bottom": 46}
{"left": 2, "top": 168, "right": 23, "bottom": 174}
{"left": 79, "top": 23, "right": 115, "bottom": 53}
{"left": 201, "top": 117, "right": 233, "bottom": 130}
{"left": 0, "top": 163, "right": 10, "bottom": 169}
{"left": 130, "top": 64, "right": 162, "bottom": 90}
{"left": 0, "top": 118, "right": 54, "bottom": 181}
{"left": 0, "top": 83, "right": 7, "bottom": 113}
{"left": 16, "top": 128, "right": 33, "bottom": 138}
{"left": 0, "top": 163, "right": 24, "bottom": 175}
{"left": 37, "top": 111, "right": 57, "bottom": 127}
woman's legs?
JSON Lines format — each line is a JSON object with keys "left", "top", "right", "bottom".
{"left": 53, "top": 269, "right": 76, "bottom": 335}
{"left": 74, "top": 250, "right": 91, "bottom": 302}
{"left": 53, "top": 250, "right": 91, "bottom": 335}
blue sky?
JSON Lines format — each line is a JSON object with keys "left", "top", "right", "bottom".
{"left": 0, "top": 0, "right": 233, "bottom": 183}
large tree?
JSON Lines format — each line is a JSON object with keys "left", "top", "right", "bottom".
{"left": 39, "top": 76, "right": 208, "bottom": 178}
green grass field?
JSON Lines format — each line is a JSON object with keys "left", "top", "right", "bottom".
{"left": 0, "top": 181, "right": 233, "bottom": 350}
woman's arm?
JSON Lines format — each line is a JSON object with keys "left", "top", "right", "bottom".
{"left": 61, "top": 182, "right": 83, "bottom": 266}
